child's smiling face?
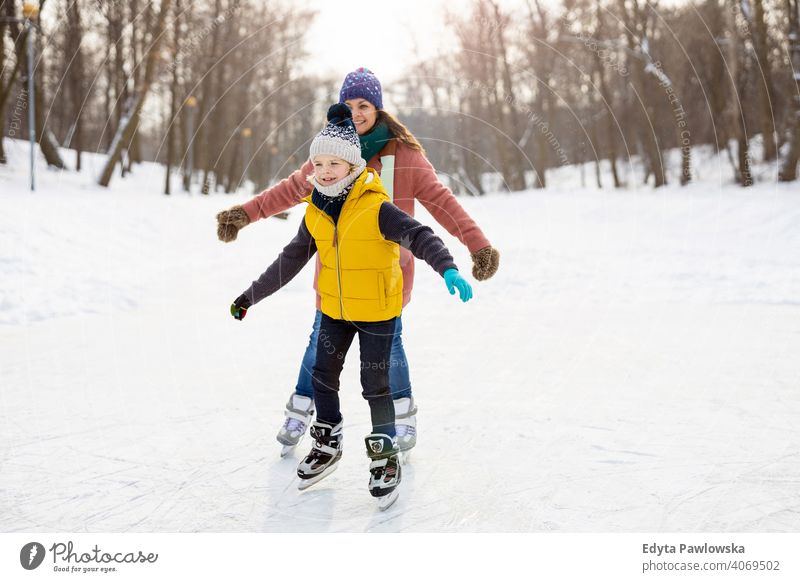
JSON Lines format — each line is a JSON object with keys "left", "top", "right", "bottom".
{"left": 313, "top": 154, "right": 351, "bottom": 185}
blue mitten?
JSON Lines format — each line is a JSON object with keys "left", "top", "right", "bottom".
{"left": 443, "top": 268, "right": 473, "bottom": 303}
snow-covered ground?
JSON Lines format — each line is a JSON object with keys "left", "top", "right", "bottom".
{"left": 1, "top": 138, "right": 799, "bottom": 532}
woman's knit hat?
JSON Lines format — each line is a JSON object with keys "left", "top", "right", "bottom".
{"left": 339, "top": 67, "right": 383, "bottom": 109}
{"left": 309, "top": 103, "right": 365, "bottom": 167}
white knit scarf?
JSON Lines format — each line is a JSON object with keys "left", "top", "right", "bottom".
{"left": 308, "top": 162, "right": 366, "bottom": 198}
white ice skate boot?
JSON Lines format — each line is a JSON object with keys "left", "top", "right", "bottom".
{"left": 277, "top": 394, "right": 315, "bottom": 457}
{"left": 393, "top": 396, "right": 417, "bottom": 464}
{"left": 297, "top": 419, "right": 343, "bottom": 490}
{"left": 365, "top": 433, "right": 402, "bottom": 510}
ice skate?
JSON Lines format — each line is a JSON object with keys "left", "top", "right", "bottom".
{"left": 394, "top": 396, "right": 417, "bottom": 464}
{"left": 277, "top": 394, "right": 315, "bottom": 457}
{"left": 297, "top": 420, "right": 343, "bottom": 490}
{"left": 365, "top": 433, "right": 402, "bottom": 510}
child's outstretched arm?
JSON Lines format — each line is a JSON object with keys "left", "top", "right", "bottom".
{"left": 230, "top": 221, "right": 317, "bottom": 320}
{"left": 378, "top": 202, "right": 472, "bottom": 302}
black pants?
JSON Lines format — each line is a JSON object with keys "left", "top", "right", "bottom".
{"left": 312, "top": 313, "right": 397, "bottom": 437}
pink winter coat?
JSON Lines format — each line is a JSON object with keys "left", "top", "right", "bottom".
{"left": 242, "top": 141, "right": 491, "bottom": 308}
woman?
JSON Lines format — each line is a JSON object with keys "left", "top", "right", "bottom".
{"left": 217, "top": 68, "right": 499, "bottom": 457}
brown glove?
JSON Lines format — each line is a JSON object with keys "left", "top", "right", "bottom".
{"left": 216, "top": 205, "right": 250, "bottom": 242}
{"left": 471, "top": 246, "right": 500, "bottom": 281}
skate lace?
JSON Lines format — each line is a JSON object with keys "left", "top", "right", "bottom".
{"left": 283, "top": 417, "right": 305, "bottom": 433}
{"left": 396, "top": 424, "right": 416, "bottom": 438}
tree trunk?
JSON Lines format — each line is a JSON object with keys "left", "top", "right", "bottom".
{"left": 65, "top": 0, "right": 85, "bottom": 171}
{"left": 99, "top": 0, "right": 172, "bottom": 187}
{"left": 182, "top": 104, "right": 193, "bottom": 192}
{"left": 0, "top": 0, "right": 28, "bottom": 164}
{"left": 490, "top": 1, "right": 526, "bottom": 191}
{"left": 531, "top": 98, "right": 549, "bottom": 189}
{"left": 10, "top": 0, "right": 65, "bottom": 168}
{"left": 197, "top": 0, "right": 225, "bottom": 195}
{"left": 224, "top": 137, "right": 241, "bottom": 193}
{"left": 751, "top": 0, "right": 778, "bottom": 161}
{"left": 524, "top": 0, "right": 555, "bottom": 189}
{"left": 102, "top": 42, "right": 113, "bottom": 151}
{"left": 125, "top": 0, "right": 145, "bottom": 173}
{"left": 592, "top": 4, "right": 621, "bottom": 188}
{"left": 34, "top": 84, "right": 66, "bottom": 168}
{"left": 780, "top": 0, "right": 800, "bottom": 181}
{"left": 617, "top": 0, "right": 666, "bottom": 187}
{"left": 590, "top": 111, "right": 603, "bottom": 189}
{"left": 462, "top": 90, "right": 484, "bottom": 195}
{"left": 728, "top": 0, "right": 753, "bottom": 186}
{"left": 701, "top": 0, "right": 733, "bottom": 176}
{"left": 165, "top": 0, "right": 183, "bottom": 195}
{"left": 0, "top": 4, "right": 7, "bottom": 164}
{"left": 110, "top": 2, "right": 126, "bottom": 152}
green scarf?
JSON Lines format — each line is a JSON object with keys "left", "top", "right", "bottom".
{"left": 359, "top": 122, "right": 391, "bottom": 162}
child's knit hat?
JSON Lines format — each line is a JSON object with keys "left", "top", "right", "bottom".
{"left": 339, "top": 67, "right": 383, "bottom": 109}
{"left": 309, "top": 103, "right": 365, "bottom": 167}
{"left": 308, "top": 104, "right": 366, "bottom": 198}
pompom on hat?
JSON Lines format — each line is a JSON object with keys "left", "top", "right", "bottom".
{"left": 339, "top": 67, "right": 383, "bottom": 109}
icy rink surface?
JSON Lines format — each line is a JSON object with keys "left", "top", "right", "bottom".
{"left": 1, "top": 143, "right": 799, "bottom": 532}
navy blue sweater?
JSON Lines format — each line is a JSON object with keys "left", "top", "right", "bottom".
{"left": 241, "top": 202, "right": 458, "bottom": 306}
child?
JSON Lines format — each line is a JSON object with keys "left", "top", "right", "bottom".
{"left": 230, "top": 103, "right": 472, "bottom": 509}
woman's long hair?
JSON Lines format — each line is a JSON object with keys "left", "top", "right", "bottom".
{"left": 377, "top": 110, "right": 426, "bottom": 155}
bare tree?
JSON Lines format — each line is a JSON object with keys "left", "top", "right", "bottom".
{"left": 64, "top": 0, "right": 86, "bottom": 171}
{"left": 523, "top": 0, "right": 559, "bottom": 189}
{"left": 99, "top": 0, "right": 172, "bottom": 187}
{"left": 449, "top": 6, "right": 490, "bottom": 195}
{"left": 5, "top": 0, "right": 795, "bottom": 191}
{"left": 726, "top": 0, "right": 754, "bottom": 185}
{"left": 126, "top": 0, "right": 151, "bottom": 171}
{"left": 197, "top": 0, "right": 227, "bottom": 194}
{"left": 0, "top": 0, "right": 11, "bottom": 163}
{"left": 488, "top": 0, "right": 527, "bottom": 191}
{"left": 1, "top": 0, "right": 65, "bottom": 168}
{"left": 750, "top": 0, "right": 778, "bottom": 161}
{"left": 592, "top": 1, "right": 622, "bottom": 187}
{"left": 616, "top": 0, "right": 668, "bottom": 187}
{"left": 164, "top": 0, "right": 183, "bottom": 195}
{"left": 780, "top": 0, "right": 800, "bottom": 180}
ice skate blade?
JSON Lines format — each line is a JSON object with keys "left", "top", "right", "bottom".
{"left": 279, "top": 432, "right": 306, "bottom": 457}
{"left": 297, "top": 463, "right": 339, "bottom": 491}
{"left": 375, "top": 488, "right": 399, "bottom": 511}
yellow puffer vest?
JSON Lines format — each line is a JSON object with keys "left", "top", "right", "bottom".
{"left": 303, "top": 168, "right": 403, "bottom": 322}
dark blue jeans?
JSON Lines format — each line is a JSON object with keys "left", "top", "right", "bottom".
{"left": 295, "top": 310, "right": 411, "bottom": 400}
{"left": 312, "top": 313, "right": 397, "bottom": 437}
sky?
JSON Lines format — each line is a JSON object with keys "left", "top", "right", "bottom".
{"left": 299, "top": 0, "right": 695, "bottom": 92}
{"left": 299, "top": 0, "right": 458, "bottom": 88}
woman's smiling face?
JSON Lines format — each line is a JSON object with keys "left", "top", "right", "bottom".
{"left": 345, "top": 98, "right": 378, "bottom": 135}
{"left": 313, "top": 154, "right": 351, "bottom": 185}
